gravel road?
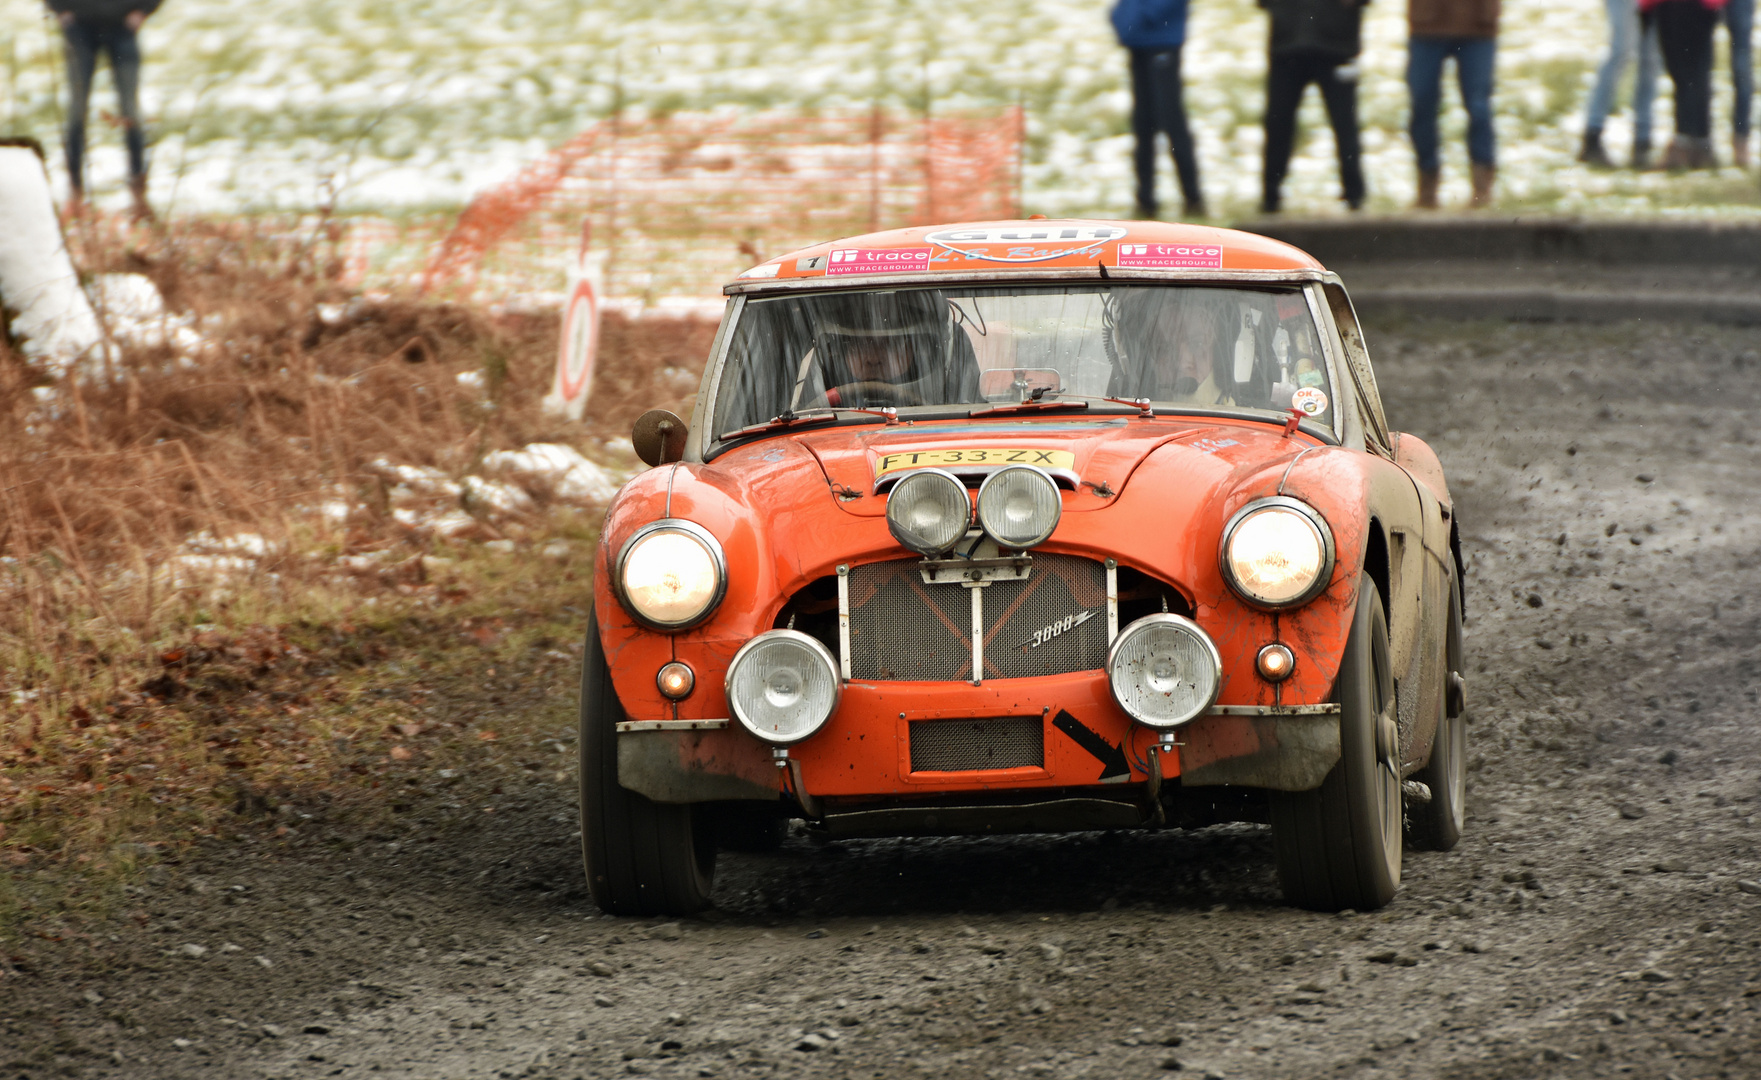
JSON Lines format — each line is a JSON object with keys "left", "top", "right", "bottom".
{"left": 7, "top": 318, "right": 1761, "bottom": 1080}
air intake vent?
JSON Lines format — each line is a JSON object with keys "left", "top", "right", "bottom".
{"left": 847, "top": 553, "right": 1108, "bottom": 681}
{"left": 908, "top": 717, "right": 1044, "bottom": 773}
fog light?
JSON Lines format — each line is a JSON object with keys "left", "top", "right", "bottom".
{"left": 1256, "top": 643, "right": 1295, "bottom": 682}
{"left": 657, "top": 661, "right": 695, "bottom": 699}
{"left": 725, "top": 630, "right": 841, "bottom": 745}
{"left": 1105, "top": 614, "right": 1222, "bottom": 729}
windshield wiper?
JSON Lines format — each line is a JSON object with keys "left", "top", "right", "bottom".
{"left": 718, "top": 405, "right": 898, "bottom": 442}
{"left": 969, "top": 388, "right": 1159, "bottom": 418}
{"left": 968, "top": 399, "right": 1091, "bottom": 417}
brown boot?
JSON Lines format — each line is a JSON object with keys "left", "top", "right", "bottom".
{"left": 1470, "top": 163, "right": 1495, "bottom": 209}
{"left": 1662, "top": 137, "right": 1691, "bottom": 171}
{"left": 1415, "top": 169, "right": 1440, "bottom": 210}
{"left": 128, "top": 174, "right": 154, "bottom": 223}
{"left": 1736, "top": 133, "right": 1752, "bottom": 169}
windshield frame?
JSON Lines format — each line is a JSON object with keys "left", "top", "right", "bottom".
{"left": 695, "top": 273, "right": 1346, "bottom": 462}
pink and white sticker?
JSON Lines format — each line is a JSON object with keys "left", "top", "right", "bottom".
{"left": 825, "top": 247, "right": 933, "bottom": 274}
{"left": 1114, "top": 242, "right": 1224, "bottom": 270}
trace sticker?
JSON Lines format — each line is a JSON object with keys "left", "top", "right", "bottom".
{"left": 1114, "top": 243, "right": 1225, "bottom": 270}
{"left": 1291, "top": 386, "right": 1329, "bottom": 417}
{"left": 826, "top": 247, "right": 933, "bottom": 274}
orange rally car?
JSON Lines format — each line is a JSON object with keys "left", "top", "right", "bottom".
{"left": 579, "top": 219, "right": 1467, "bottom": 916}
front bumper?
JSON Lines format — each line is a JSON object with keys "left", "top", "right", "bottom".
{"left": 615, "top": 678, "right": 1342, "bottom": 809}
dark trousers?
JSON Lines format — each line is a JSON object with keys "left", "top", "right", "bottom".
{"left": 1129, "top": 47, "right": 1204, "bottom": 213}
{"left": 1262, "top": 52, "right": 1365, "bottom": 211}
{"left": 62, "top": 18, "right": 145, "bottom": 191}
{"left": 1647, "top": 0, "right": 1718, "bottom": 139}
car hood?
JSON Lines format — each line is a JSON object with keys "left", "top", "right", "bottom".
{"left": 786, "top": 416, "right": 1289, "bottom": 516}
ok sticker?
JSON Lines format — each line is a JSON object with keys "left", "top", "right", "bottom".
{"left": 1291, "top": 386, "right": 1329, "bottom": 417}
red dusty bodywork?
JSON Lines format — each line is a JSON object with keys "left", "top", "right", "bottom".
{"left": 594, "top": 219, "right": 1425, "bottom": 811}
{"left": 595, "top": 418, "right": 1373, "bottom": 803}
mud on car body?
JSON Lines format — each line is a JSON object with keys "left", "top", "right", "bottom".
{"left": 579, "top": 220, "right": 1468, "bottom": 915}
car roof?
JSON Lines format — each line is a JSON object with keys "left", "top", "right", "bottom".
{"left": 726, "top": 218, "right": 1326, "bottom": 294}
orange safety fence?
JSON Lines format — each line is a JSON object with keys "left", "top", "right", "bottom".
{"left": 412, "top": 107, "right": 1025, "bottom": 301}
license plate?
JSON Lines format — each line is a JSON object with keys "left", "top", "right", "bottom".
{"left": 873, "top": 448, "right": 1076, "bottom": 477}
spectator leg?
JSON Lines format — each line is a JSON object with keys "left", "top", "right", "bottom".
{"left": 1319, "top": 58, "right": 1365, "bottom": 208}
{"left": 60, "top": 20, "right": 100, "bottom": 198}
{"left": 1261, "top": 59, "right": 1310, "bottom": 213}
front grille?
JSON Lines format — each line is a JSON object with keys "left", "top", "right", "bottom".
{"left": 847, "top": 554, "right": 1109, "bottom": 682}
{"left": 909, "top": 717, "right": 1044, "bottom": 772}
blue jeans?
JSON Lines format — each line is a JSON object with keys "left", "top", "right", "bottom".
{"left": 61, "top": 18, "right": 146, "bottom": 190}
{"left": 1729, "top": 0, "right": 1753, "bottom": 137}
{"left": 1407, "top": 37, "right": 1496, "bottom": 172}
{"left": 1585, "top": 0, "right": 1661, "bottom": 147}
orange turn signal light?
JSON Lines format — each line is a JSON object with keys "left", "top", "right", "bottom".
{"left": 656, "top": 661, "right": 695, "bottom": 700}
{"left": 1256, "top": 643, "right": 1295, "bottom": 682}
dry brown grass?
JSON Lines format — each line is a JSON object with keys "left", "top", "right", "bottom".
{"left": 0, "top": 216, "right": 715, "bottom": 900}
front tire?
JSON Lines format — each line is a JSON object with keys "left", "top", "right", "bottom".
{"left": 579, "top": 613, "right": 716, "bottom": 915}
{"left": 1270, "top": 579, "right": 1402, "bottom": 911}
{"left": 1410, "top": 575, "right": 1466, "bottom": 851}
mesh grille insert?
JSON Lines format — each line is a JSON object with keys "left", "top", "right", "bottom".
{"left": 909, "top": 717, "right": 1044, "bottom": 773}
{"left": 846, "top": 554, "right": 1108, "bottom": 682}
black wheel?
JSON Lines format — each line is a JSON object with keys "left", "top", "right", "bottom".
{"left": 709, "top": 801, "right": 787, "bottom": 852}
{"left": 1270, "top": 578, "right": 1402, "bottom": 911}
{"left": 1410, "top": 574, "right": 1466, "bottom": 851}
{"left": 578, "top": 613, "right": 716, "bottom": 915}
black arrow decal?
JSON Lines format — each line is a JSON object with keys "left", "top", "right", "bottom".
{"left": 1052, "top": 710, "right": 1131, "bottom": 782}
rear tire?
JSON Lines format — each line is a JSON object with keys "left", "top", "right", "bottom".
{"left": 1270, "top": 579, "right": 1402, "bottom": 911}
{"left": 579, "top": 613, "right": 716, "bottom": 915}
{"left": 1410, "top": 575, "right": 1466, "bottom": 851}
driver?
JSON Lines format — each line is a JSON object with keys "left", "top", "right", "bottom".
{"left": 1115, "top": 290, "right": 1235, "bottom": 405}
{"left": 816, "top": 292, "right": 947, "bottom": 408}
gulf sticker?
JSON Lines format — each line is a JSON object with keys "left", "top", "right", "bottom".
{"left": 826, "top": 247, "right": 933, "bottom": 274}
{"left": 1291, "top": 386, "right": 1329, "bottom": 416}
{"left": 1115, "top": 242, "right": 1225, "bottom": 270}
{"left": 874, "top": 447, "right": 1077, "bottom": 476}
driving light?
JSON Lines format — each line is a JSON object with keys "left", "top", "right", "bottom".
{"left": 615, "top": 520, "right": 727, "bottom": 630}
{"left": 657, "top": 661, "right": 696, "bottom": 699}
{"left": 1106, "top": 615, "right": 1223, "bottom": 728}
{"left": 1220, "top": 498, "right": 1334, "bottom": 609}
{"left": 886, "top": 468, "right": 970, "bottom": 556}
{"left": 725, "top": 630, "right": 841, "bottom": 745}
{"left": 976, "top": 465, "right": 1061, "bottom": 549}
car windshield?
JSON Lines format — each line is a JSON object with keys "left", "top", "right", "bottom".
{"left": 711, "top": 284, "right": 1336, "bottom": 441}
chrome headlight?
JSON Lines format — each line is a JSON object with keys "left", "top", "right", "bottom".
{"left": 1106, "top": 614, "right": 1222, "bottom": 729}
{"left": 886, "top": 468, "right": 970, "bottom": 556}
{"left": 725, "top": 630, "right": 841, "bottom": 745}
{"left": 614, "top": 519, "right": 727, "bottom": 630}
{"left": 1220, "top": 497, "right": 1335, "bottom": 609}
{"left": 976, "top": 465, "right": 1061, "bottom": 549}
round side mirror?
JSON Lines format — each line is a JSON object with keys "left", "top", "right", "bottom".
{"left": 632, "top": 409, "right": 688, "bottom": 467}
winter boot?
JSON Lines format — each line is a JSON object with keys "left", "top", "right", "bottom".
{"left": 1630, "top": 140, "right": 1652, "bottom": 170}
{"left": 1579, "top": 128, "right": 1614, "bottom": 168}
{"left": 1735, "top": 133, "right": 1752, "bottom": 169}
{"left": 1414, "top": 169, "right": 1440, "bottom": 210}
{"left": 1662, "top": 136, "right": 1691, "bottom": 171}
{"left": 128, "top": 174, "right": 154, "bottom": 223}
{"left": 1685, "top": 137, "right": 1718, "bottom": 170}
{"left": 1470, "top": 163, "right": 1495, "bottom": 209}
